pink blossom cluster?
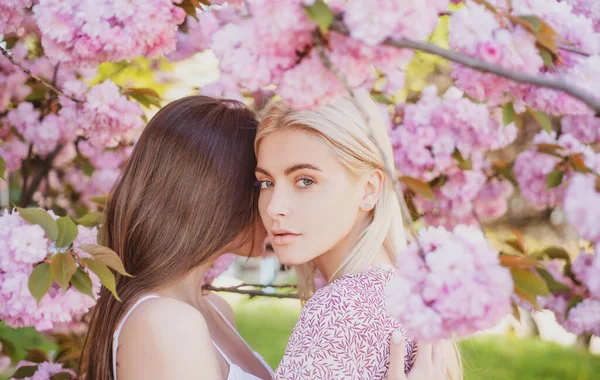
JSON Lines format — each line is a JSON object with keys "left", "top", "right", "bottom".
{"left": 449, "top": 1, "right": 543, "bottom": 107}
{"left": 473, "top": 177, "right": 514, "bottom": 221}
{"left": 0, "top": 44, "right": 30, "bottom": 113}
{"left": 564, "top": 174, "right": 600, "bottom": 244}
{"left": 571, "top": 251, "right": 600, "bottom": 299}
{"left": 0, "top": 137, "right": 29, "bottom": 172}
{"left": 0, "top": 210, "right": 100, "bottom": 331}
{"left": 13, "top": 361, "right": 76, "bottom": 380}
{"left": 60, "top": 80, "right": 144, "bottom": 147}
{"left": 514, "top": 131, "right": 599, "bottom": 210}
{"left": 414, "top": 169, "right": 486, "bottom": 228}
{"left": 0, "top": 0, "right": 32, "bottom": 34}
{"left": 563, "top": 298, "right": 600, "bottom": 335}
{"left": 168, "top": 10, "right": 221, "bottom": 62}
{"left": 538, "top": 255, "right": 600, "bottom": 336}
{"left": 564, "top": 0, "right": 600, "bottom": 34}
{"left": 211, "top": 0, "right": 315, "bottom": 92}
{"left": 343, "top": 0, "right": 449, "bottom": 46}
{"left": 561, "top": 115, "right": 600, "bottom": 144}
{"left": 391, "top": 85, "right": 517, "bottom": 182}
{"left": 6, "top": 102, "right": 76, "bottom": 156}
{"left": 526, "top": 55, "right": 600, "bottom": 117}
{"left": 210, "top": 1, "right": 414, "bottom": 108}
{"left": 32, "top": 0, "right": 186, "bottom": 66}
{"left": 450, "top": 0, "right": 600, "bottom": 114}
{"left": 202, "top": 254, "right": 236, "bottom": 285}
{"left": 385, "top": 225, "right": 513, "bottom": 341}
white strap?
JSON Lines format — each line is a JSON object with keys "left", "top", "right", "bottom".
{"left": 112, "top": 294, "right": 160, "bottom": 380}
{"left": 205, "top": 297, "right": 274, "bottom": 376}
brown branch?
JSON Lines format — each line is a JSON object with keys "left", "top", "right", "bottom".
{"left": 19, "top": 144, "right": 64, "bottom": 207}
{"left": 229, "top": 283, "right": 297, "bottom": 289}
{"left": 329, "top": 21, "right": 600, "bottom": 113}
{"left": 203, "top": 284, "right": 300, "bottom": 299}
{"left": 0, "top": 45, "right": 82, "bottom": 103}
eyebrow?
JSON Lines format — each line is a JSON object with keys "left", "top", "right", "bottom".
{"left": 255, "top": 164, "right": 323, "bottom": 176}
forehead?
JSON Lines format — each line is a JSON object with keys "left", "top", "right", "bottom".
{"left": 256, "top": 128, "right": 337, "bottom": 171}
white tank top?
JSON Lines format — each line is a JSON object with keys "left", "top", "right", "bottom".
{"left": 112, "top": 295, "right": 274, "bottom": 380}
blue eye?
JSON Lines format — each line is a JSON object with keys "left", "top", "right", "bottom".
{"left": 257, "top": 180, "right": 274, "bottom": 189}
{"left": 296, "top": 177, "right": 314, "bottom": 188}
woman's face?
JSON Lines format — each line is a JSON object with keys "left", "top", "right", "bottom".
{"left": 255, "top": 128, "right": 366, "bottom": 267}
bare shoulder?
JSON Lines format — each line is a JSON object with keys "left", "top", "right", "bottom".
{"left": 122, "top": 296, "right": 209, "bottom": 337}
{"left": 116, "top": 297, "right": 221, "bottom": 380}
{"left": 206, "top": 292, "right": 236, "bottom": 327}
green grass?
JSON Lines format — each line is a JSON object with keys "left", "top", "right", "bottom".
{"left": 229, "top": 296, "right": 600, "bottom": 379}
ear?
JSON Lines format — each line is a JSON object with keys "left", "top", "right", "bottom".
{"left": 360, "top": 169, "right": 384, "bottom": 212}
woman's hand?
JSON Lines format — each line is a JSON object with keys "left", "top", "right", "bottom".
{"left": 387, "top": 331, "right": 446, "bottom": 380}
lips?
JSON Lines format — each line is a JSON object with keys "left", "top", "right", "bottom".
{"left": 271, "top": 228, "right": 301, "bottom": 246}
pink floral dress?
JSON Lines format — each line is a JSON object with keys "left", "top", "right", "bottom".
{"left": 275, "top": 266, "right": 417, "bottom": 379}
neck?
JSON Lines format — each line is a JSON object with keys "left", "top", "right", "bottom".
{"left": 153, "top": 256, "right": 216, "bottom": 309}
{"left": 312, "top": 214, "right": 394, "bottom": 282}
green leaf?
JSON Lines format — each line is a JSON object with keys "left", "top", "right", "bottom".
{"left": 16, "top": 207, "right": 59, "bottom": 241}
{"left": 451, "top": 149, "right": 473, "bottom": 170}
{"left": 502, "top": 102, "right": 516, "bottom": 126}
{"left": 505, "top": 239, "right": 526, "bottom": 254}
{"left": 28, "top": 263, "right": 53, "bottom": 303}
{"left": 535, "top": 268, "right": 571, "bottom": 292}
{"left": 511, "top": 301, "right": 521, "bottom": 321}
{"left": 518, "top": 15, "right": 542, "bottom": 33}
{"left": 88, "top": 196, "right": 106, "bottom": 207}
{"left": 50, "top": 252, "right": 77, "bottom": 291}
{"left": 79, "top": 244, "right": 132, "bottom": 277}
{"left": 511, "top": 268, "right": 551, "bottom": 297}
{"left": 11, "top": 365, "right": 39, "bottom": 379}
{"left": 538, "top": 47, "right": 554, "bottom": 70}
{"left": 70, "top": 268, "right": 94, "bottom": 299}
{"left": 55, "top": 216, "right": 78, "bottom": 248}
{"left": 303, "top": 0, "right": 334, "bottom": 34}
{"left": 546, "top": 169, "right": 564, "bottom": 189}
{"left": 566, "top": 295, "right": 584, "bottom": 314}
{"left": 83, "top": 258, "right": 121, "bottom": 301}
{"left": 175, "top": 0, "right": 199, "bottom": 20}
{"left": 399, "top": 176, "right": 435, "bottom": 201}
{"left": 75, "top": 211, "right": 103, "bottom": 227}
{"left": 50, "top": 372, "right": 74, "bottom": 380}
{"left": 531, "top": 109, "right": 552, "bottom": 132}
{"left": 124, "top": 87, "right": 162, "bottom": 109}
{"left": 0, "top": 155, "right": 6, "bottom": 181}
{"left": 535, "top": 143, "right": 564, "bottom": 156}
{"left": 0, "top": 337, "right": 16, "bottom": 357}
{"left": 542, "top": 246, "right": 571, "bottom": 263}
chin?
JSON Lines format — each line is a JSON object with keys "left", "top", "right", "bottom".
{"left": 273, "top": 247, "right": 311, "bottom": 267}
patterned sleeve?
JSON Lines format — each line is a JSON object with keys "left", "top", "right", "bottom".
{"left": 274, "top": 268, "right": 416, "bottom": 380}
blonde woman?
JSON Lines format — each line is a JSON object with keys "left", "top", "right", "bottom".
{"left": 255, "top": 90, "right": 463, "bottom": 379}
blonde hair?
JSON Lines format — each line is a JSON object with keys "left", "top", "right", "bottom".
{"left": 255, "top": 90, "right": 462, "bottom": 379}
{"left": 256, "top": 90, "right": 405, "bottom": 298}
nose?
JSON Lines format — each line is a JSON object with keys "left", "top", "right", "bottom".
{"left": 265, "top": 184, "right": 290, "bottom": 220}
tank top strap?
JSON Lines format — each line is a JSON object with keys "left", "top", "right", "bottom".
{"left": 112, "top": 294, "right": 160, "bottom": 380}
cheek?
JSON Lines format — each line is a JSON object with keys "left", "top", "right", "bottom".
{"left": 300, "top": 184, "right": 361, "bottom": 255}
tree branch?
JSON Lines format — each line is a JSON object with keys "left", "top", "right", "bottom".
{"left": 202, "top": 284, "right": 300, "bottom": 299}
{"left": 0, "top": 45, "right": 82, "bottom": 103}
{"left": 329, "top": 21, "right": 600, "bottom": 113}
{"left": 19, "top": 144, "right": 64, "bottom": 207}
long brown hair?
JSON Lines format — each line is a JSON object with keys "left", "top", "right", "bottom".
{"left": 81, "top": 96, "right": 259, "bottom": 379}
